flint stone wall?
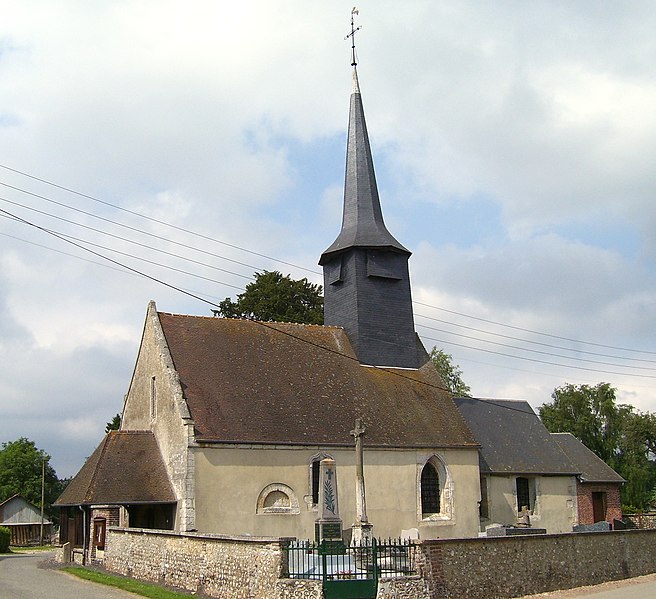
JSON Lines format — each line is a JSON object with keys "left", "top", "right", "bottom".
{"left": 104, "top": 527, "right": 322, "bottom": 599}
{"left": 420, "top": 529, "right": 656, "bottom": 599}
{"left": 101, "top": 527, "right": 656, "bottom": 599}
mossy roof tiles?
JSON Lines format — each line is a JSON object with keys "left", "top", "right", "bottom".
{"left": 157, "top": 313, "right": 478, "bottom": 449}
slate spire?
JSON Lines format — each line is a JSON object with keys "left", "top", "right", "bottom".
{"left": 320, "top": 68, "right": 410, "bottom": 262}
{"left": 319, "top": 66, "right": 422, "bottom": 369}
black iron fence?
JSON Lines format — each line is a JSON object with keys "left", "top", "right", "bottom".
{"left": 285, "top": 537, "right": 419, "bottom": 581}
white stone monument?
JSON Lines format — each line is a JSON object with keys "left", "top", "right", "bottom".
{"left": 315, "top": 457, "right": 343, "bottom": 542}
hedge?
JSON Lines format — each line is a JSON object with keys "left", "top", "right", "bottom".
{"left": 0, "top": 526, "right": 10, "bottom": 552}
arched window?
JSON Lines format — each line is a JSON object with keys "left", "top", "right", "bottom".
{"left": 421, "top": 462, "right": 441, "bottom": 516}
{"left": 417, "top": 454, "right": 453, "bottom": 522}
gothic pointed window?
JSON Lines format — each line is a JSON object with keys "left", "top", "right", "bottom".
{"left": 421, "top": 462, "right": 440, "bottom": 516}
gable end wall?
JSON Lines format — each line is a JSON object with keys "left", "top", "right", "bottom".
{"left": 121, "top": 302, "right": 195, "bottom": 531}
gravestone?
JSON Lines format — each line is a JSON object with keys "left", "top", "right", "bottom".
{"left": 573, "top": 521, "right": 612, "bottom": 533}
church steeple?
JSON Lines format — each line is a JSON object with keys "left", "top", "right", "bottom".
{"left": 320, "top": 68, "right": 410, "bottom": 262}
{"left": 320, "top": 59, "right": 422, "bottom": 369}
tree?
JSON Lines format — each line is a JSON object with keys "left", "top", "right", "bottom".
{"left": 0, "top": 438, "right": 61, "bottom": 511}
{"left": 539, "top": 383, "right": 623, "bottom": 463}
{"left": 429, "top": 347, "right": 471, "bottom": 396}
{"left": 539, "top": 383, "right": 656, "bottom": 510}
{"left": 106, "top": 413, "right": 121, "bottom": 432}
{"left": 217, "top": 271, "right": 323, "bottom": 325}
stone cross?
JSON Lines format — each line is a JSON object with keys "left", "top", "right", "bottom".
{"left": 351, "top": 418, "right": 373, "bottom": 543}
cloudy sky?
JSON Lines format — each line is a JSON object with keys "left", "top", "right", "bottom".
{"left": 2, "top": 1, "right": 655, "bottom": 478}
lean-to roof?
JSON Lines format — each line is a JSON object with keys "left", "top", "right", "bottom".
{"left": 551, "top": 432, "right": 625, "bottom": 483}
{"left": 54, "top": 431, "right": 175, "bottom": 506}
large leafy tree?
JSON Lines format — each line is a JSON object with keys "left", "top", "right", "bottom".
{"left": 539, "top": 383, "right": 656, "bottom": 510}
{"left": 218, "top": 271, "right": 324, "bottom": 325}
{"left": 0, "top": 438, "right": 64, "bottom": 512}
{"left": 429, "top": 347, "right": 471, "bottom": 396}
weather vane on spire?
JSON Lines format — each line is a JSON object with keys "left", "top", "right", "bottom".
{"left": 344, "top": 7, "right": 361, "bottom": 67}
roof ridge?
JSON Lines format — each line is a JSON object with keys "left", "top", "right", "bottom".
{"left": 157, "top": 311, "right": 344, "bottom": 329}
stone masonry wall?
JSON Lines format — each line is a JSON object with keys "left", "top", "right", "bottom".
{"left": 104, "top": 527, "right": 322, "bottom": 599}
{"left": 101, "top": 527, "right": 656, "bottom": 599}
{"left": 625, "top": 512, "right": 656, "bottom": 529}
{"left": 420, "top": 529, "right": 656, "bottom": 599}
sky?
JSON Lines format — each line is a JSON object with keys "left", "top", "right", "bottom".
{"left": 1, "top": 1, "right": 656, "bottom": 478}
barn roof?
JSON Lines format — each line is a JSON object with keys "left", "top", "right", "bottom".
{"left": 0, "top": 494, "right": 52, "bottom": 525}
{"left": 551, "top": 432, "right": 625, "bottom": 483}
{"left": 54, "top": 431, "right": 175, "bottom": 506}
{"left": 453, "top": 397, "right": 578, "bottom": 475}
{"left": 157, "top": 312, "right": 478, "bottom": 449}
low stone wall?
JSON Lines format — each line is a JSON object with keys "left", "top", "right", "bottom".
{"left": 101, "top": 528, "right": 656, "bottom": 599}
{"left": 420, "top": 529, "right": 656, "bottom": 599}
{"left": 104, "top": 527, "right": 322, "bottom": 599}
{"left": 625, "top": 512, "right": 656, "bottom": 529}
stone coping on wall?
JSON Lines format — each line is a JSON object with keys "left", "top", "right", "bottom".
{"left": 108, "top": 526, "right": 294, "bottom": 544}
{"left": 418, "top": 528, "right": 656, "bottom": 599}
{"left": 422, "top": 527, "right": 656, "bottom": 544}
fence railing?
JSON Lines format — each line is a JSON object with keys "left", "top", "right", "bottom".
{"left": 285, "top": 537, "right": 419, "bottom": 581}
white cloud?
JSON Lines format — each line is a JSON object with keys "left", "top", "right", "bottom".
{"left": 1, "top": 0, "right": 655, "bottom": 478}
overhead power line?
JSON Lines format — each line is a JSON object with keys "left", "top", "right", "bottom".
{"left": 0, "top": 165, "right": 320, "bottom": 275}
{"left": 414, "top": 301, "right": 656, "bottom": 356}
{"left": 2, "top": 163, "right": 654, "bottom": 364}
{"left": 2, "top": 205, "right": 654, "bottom": 413}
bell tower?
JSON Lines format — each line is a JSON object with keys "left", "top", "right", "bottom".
{"left": 319, "top": 63, "right": 421, "bottom": 369}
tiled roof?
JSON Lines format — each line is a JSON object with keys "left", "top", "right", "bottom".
{"left": 54, "top": 431, "right": 176, "bottom": 506}
{"left": 453, "top": 397, "right": 578, "bottom": 475}
{"left": 157, "top": 313, "right": 478, "bottom": 449}
{"left": 551, "top": 433, "right": 625, "bottom": 483}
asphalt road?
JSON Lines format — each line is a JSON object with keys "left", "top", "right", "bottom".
{"left": 521, "top": 573, "right": 656, "bottom": 599}
{"left": 0, "top": 551, "right": 137, "bottom": 599}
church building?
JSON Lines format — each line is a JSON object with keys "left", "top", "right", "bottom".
{"left": 56, "top": 64, "right": 484, "bottom": 548}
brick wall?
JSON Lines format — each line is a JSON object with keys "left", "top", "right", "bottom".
{"left": 576, "top": 482, "right": 622, "bottom": 525}
{"left": 419, "top": 529, "right": 656, "bottom": 599}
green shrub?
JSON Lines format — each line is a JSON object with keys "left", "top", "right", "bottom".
{"left": 0, "top": 526, "right": 10, "bottom": 553}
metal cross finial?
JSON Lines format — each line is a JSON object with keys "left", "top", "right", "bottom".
{"left": 344, "top": 7, "right": 361, "bottom": 67}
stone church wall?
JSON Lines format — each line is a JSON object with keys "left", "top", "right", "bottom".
{"left": 121, "top": 302, "right": 196, "bottom": 532}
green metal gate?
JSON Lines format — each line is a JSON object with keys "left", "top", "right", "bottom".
{"left": 286, "top": 537, "right": 417, "bottom": 599}
{"left": 321, "top": 539, "right": 378, "bottom": 599}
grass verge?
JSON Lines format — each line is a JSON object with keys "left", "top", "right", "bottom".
{"left": 62, "top": 567, "right": 197, "bottom": 598}
{"left": 10, "top": 545, "right": 56, "bottom": 553}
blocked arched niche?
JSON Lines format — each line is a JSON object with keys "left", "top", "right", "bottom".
{"left": 256, "top": 483, "right": 300, "bottom": 515}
